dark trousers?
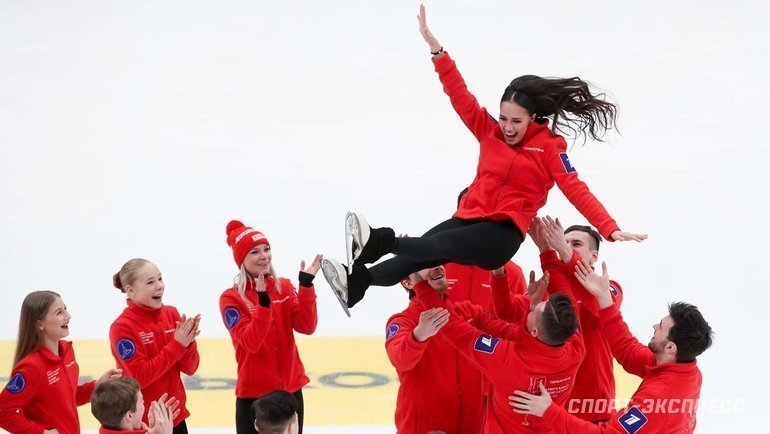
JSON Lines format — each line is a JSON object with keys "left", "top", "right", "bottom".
{"left": 235, "top": 389, "right": 304, "bottom": 434}
{"left": 172, "top": 420, "right": 188, "bottom": 434}
{"left": 368, "top": 218, "right": 524, "bottom": 286}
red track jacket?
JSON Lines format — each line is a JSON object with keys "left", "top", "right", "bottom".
{"left": 540, "top": 305, "right": 703, "bottom": 433}
{"left": 444, "top": 261, "right": 527, "bottom": 310}
{"left": 0, "top": 341, "right": 95, "bottom": 434}
{"left": 434, "top": 53, "right": 620, "bottom": 240}
{"left": 492, "top": 250, "right": 624, "bottom": 422}
{"left": 413, "top": 280, "right": 585, "bottom": 433}
{"left": 109, "top": 301, "right": 199, "bottom": 426}
{"left": 385, "top": 295, "right": 484, "bottom": 434}
{"left": 219, "top": 276, "right": 317, "bottom": 398}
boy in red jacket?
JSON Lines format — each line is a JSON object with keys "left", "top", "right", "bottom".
{"left": 385, "top": 265, "right": 484, "bottom": 433}
{"left": 510, "top": 261, "right": 713, "bottom": 434}
{"left": 91, "top": 376, "right": 179, "bottom": 434}
{"left": 410, "top": 264, "right": 584, "bottom": 433}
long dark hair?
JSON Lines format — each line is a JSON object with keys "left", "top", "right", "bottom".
{"left": 501, "top": 75, "right": 618, "bottom": 143}
{"left": 14, "top": 290, "right": 60, "bottom": 366}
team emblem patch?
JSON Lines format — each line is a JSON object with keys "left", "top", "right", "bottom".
{"left": 116, "top": 338, "right": 137, "bottom": 360}
{"left": 473, "top": 334, "right": 500, "bottom": 354}
{"left": 610, "top": 284, "right": 619, "bottom": 297}
{"left": 559, "top": 153, "right": 577, "bottom": 173}
{"left": 224, "top": 307, "right": 241, "bottom": 329}
{"left": 5, "top": 372, "right": 26, "bottom": 394}
{"left": 386, "top": 323, "right": 400, "bottom": 340}
{"left": 618, "top": 406, "right": 648, "bottom": 433}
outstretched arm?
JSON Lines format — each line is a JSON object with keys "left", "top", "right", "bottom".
{"left": 419, "top": 4, "right": 496, "bottom": 141}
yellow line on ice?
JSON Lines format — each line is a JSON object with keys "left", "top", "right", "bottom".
{"left": 0, "top": 337, "right": 640, "bottom": 428}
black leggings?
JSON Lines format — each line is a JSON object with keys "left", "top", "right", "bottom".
{"left": 235, "top": 389, "right": 304, "bottom": 434}
{"left": 172, "top": 420, "right": 188, "bottom": 434}
{"left": 368, "top": 218, "right": 524, "bottom": 287}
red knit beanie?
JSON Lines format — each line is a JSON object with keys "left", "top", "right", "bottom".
{"left": 225, "top": 220, "right": 270, "bottom": 267}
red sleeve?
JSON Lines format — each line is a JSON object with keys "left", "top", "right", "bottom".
{"left": 598, "top": 305, "right": 656, "bottom": 377}
{"left": 540, "top": 250, "right": 575, "bottom": 300}
{"left": 490, "top": 272, "right": 530, "bottom": 323}
{"left": 167, "top": 307, "right": 200, "bottom": 376}
{"left": 0, "top": 363, "right": 46, "bottom": 434}
{"left": 505, "top": 262, "right": 528, "bottom": 295}
{"left": 432, "top": 53, "right": 497, "bottom": 142}
{"left": 75, "top": 380, "right": 95, "bottom": 406}
{"left": 413, "top": 282, "right": 516, "bottom": 382}
{"left": 384, "top": 312, "right": 427, "bottom": 372}
{"left": 110, "top": 321, "right": 187, "bottom": 388}
{"left": 289, "top": 280, "right": 318, "bottom": 335}
{"left": 219, "top": 291, "right": 273, "bottom": 354}
{"left": 547, "top": 140, "right": 620, "bottom": 240}
{"left": 541, "top": 403, "right": 622, "bottom": 433}
{"left": 178, "top": 341, "right": 200, "bottom": 376}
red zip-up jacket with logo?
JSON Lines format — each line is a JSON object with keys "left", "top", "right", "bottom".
{"left": 493, "top": 250, "right": 624, "bottom": 422}
{"left": 434, "top": 53, "right": 621, "bottom": 240}
{"left": 385, "top": 294, "right": 484, "bottom": 434}
{"left": 539, "top": 304, "right": 703, "bottom": 433}
{"left": 413, "top": 279, "right": 585, "bottom": 433}
{"left": 219, "top": 276, "right": 317, "bottom": 398}
{"left": 109, "top": 301, "right": 199, "bottom": 426}
{"left": 0, "top": 341, "right": 95, "bottom": 434}
{"left": 444, "top": 261, "right": 528, "bottom": 310}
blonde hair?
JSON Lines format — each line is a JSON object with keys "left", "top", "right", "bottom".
{"left": 233, "top": 264, "right": 282, "bottom": 294}
{"left": 14, "top": 291, "right": 60, "bottom": 366}
{"left": 113, "top": 258, "right": 152, "bottom": 293}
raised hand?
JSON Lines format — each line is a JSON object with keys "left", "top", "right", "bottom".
{"left": 413, "top": 308, "right": 450, "bottom": 342}
{"left": 255, "top": 274, "right": 267, "bottom": 293}
{"left": 527, "top": 218, "right": 553, "bottom": 253}
{"left": 540, "top": 216, "right": 571, "bottom": 262}
{"left": 509, "top": 382, "right": 552, "bottom": 417}
{"left": 527, "top": 271, "right": 550, "bottom": 310}
{"left": 611, "top": 230, "right": 648, "bottom": 242}
{"left": 574, "top": 260, "right": 613, "bottom": 309}
{"left": 146, "top": 401, "right": 174, "bottom": 434}
{"left": 157, "top": 393, "right": 182, "bottom": 421}
{"left": 417, "top": 4, "right": 442, "bottom": 54}
{"left": 300, "top": 254, "right": 323, "bottom": 276}
{"left": 95, "top": 368, "right": 123, "bottom": 385}
{"left": 174, "top": 315, "right": 197, "bottom": 348}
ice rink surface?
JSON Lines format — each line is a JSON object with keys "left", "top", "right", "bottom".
{"left": 2, "top": 0, "right": 768, "bottom": 432}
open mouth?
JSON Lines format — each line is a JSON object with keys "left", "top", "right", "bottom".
{"left": 61, "top": 323, "right": 69, "bottom": 330}
{"left": 429, "top": 271, "right": 445, "bottom": 281}
{"left": 152, "top": 295, "right": 163, "bottom": 302}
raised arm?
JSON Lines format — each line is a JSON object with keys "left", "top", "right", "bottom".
{"left": 290, "top": 255, "right": 321, "bottom": 334}
{"left": 418, "top": 5, "right": 496, "bottom": 141}
{"left": 574, "top": 261, "right": 655, "bottom": 376}
{"left": 385, "top": 309, "right": 447, "bottom": 372}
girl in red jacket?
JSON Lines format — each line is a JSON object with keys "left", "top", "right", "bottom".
{"left": 110, "top": 259, "right": 200, "bottom": 434}
{"left": 220, "top": 220, "right": 320, "bottom": 434}
{"left": 0, "top": 291, "right": 121, "bottom": 434}
{"left": 322, "top": 5, "right": 646, "bottom": 314}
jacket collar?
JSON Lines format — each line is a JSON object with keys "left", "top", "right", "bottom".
{"left": 648, "top": 359, "right": 699, "bottom": 376}
{"left": 38, "top": 340, "right": 73, "bottom": 362}
{"left": 126, "top": 299, "right": 162, "bottom": 319}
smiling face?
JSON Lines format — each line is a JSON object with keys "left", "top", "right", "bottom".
{"left": 37, "top": 296, "right": 71, "bottom": 341}
{"left": 243, "top": 244, "right": 272, "bottom": 277}
{"left": 415, "top": 265, "right": 448, "bottom": 292}
{"left": 125, "top": 262, "right": 165, "bottom": 309}
{"left": 498, "top": 101, "right": 534, "bottom": 146}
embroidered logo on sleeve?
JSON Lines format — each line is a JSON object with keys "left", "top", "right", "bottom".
{"left": 386, "top": 323, "right": 400, "bottom": 340}
{"left": 610, "top": 283, "right": 620, "bottom": 297}
{"left": 473, "top": 334, "right": 501, "bottom": 354}
{"left": 618, "top": 406, "right": 649, "bottom": 433}
{"left": 116, "top": 338, "right": 137, "bottom": 361}
{"left": 224, "top": 307, "right": 241, "bottom": 329}
{"left": 5, "top": 372, "right": 26, "bottom": 394}
{"left": 559, "top": 153, "right": 577, "bottom": 173}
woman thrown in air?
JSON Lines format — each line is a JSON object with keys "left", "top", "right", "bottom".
{"left": 322, "top": 5, "right": 646, "bottom": 316}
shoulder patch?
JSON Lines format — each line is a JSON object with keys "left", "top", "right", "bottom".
{"left": 224, "top": 307, "right": 241, "bottom": 329}
{"left": 116, "top": 338, "right": 137, "bottom": 361}
{"left": 473, "top": 334, "right": 501, "bottom": 354}
{"left": 386, "top": 323, "right": 400, "bottom": 340}
{"left": 618, "top": 406, "right": 649, "bottom": 433}
{"left": 5, "top": 372, "right": 26, "bottom": 394}
{"left": 609, "top": 283, "right": 620, "bottom": 297}
{"left": 558, "top": 152, "right": 577, "bottom": 173}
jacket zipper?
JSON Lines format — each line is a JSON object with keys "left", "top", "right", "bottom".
{"left": 493, "top": 154, "right": 519, "bottom": 211}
